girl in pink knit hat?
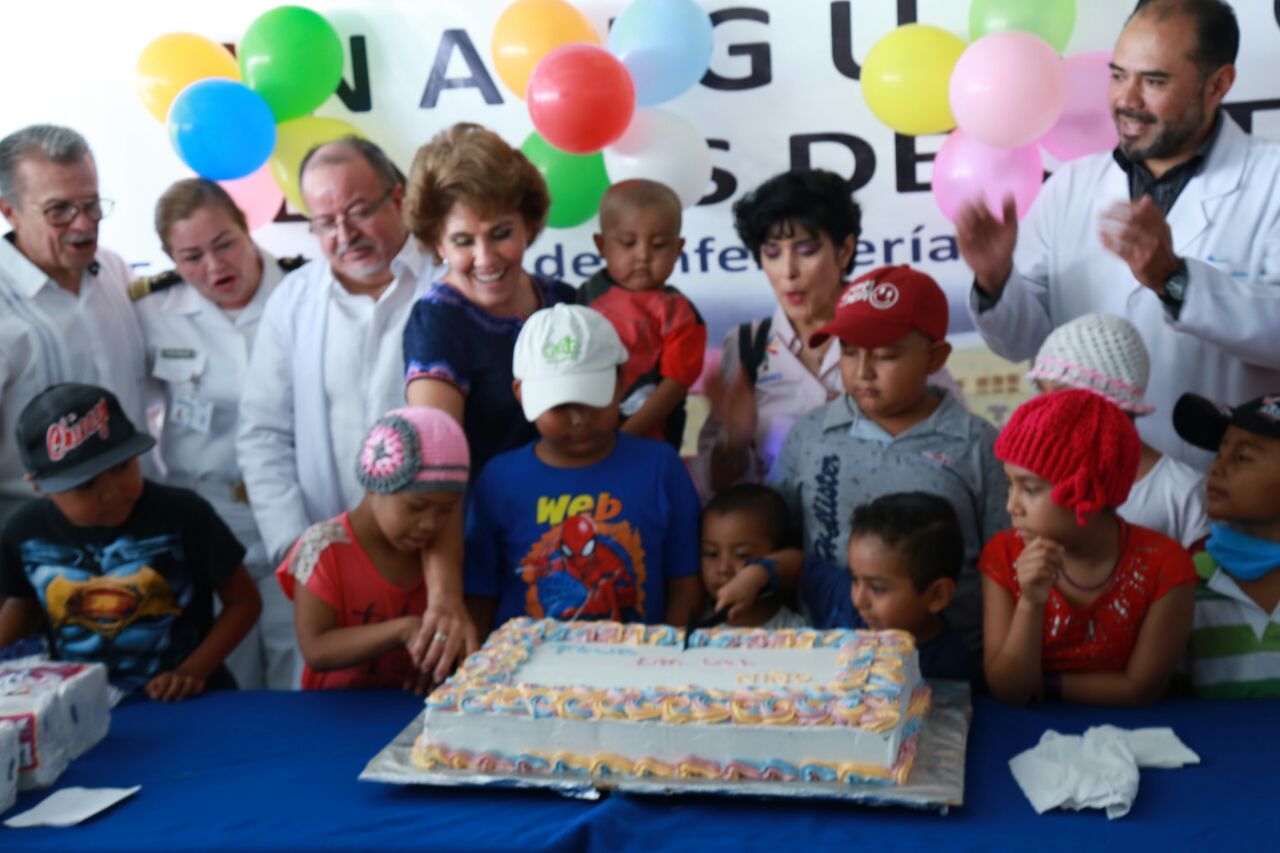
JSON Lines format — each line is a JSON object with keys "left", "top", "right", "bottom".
{"left": 276, "top": 408, "right": 469, "bottom": 692}
{"left": 982, "top": 389, "right": 1197, "bottom": 706}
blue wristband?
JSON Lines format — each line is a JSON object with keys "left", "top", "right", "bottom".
{"left": 748, "top": 558, "right": 780, "bottom": 595}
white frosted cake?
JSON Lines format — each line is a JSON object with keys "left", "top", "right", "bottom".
{"left": 414, "top": 618, "right": 930, "bottom": 786}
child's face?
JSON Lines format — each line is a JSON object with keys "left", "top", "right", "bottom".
{"left": 1003, "top": 462, "right": 1080, "bottom": 543}
{"left": 847, "top": 533, "right": 942, "bottom": 635}
{"left": 1207, "top": 426, "right": 1280, "bottom": 536}
{"left": 838, "top": 331, "right": 948, "bottom": 422}
{"left": 46, "top": 457, "right": 144, "bottom": 528}
{"left": 369, "top": 490, "right": 461, "bottom": 553}
{"left": 594, "top": 204, "right": 684, "bottom": 292}
{"left": 759, "top": 223, "right": 852, "bottom": 328}
{"left": 533, "top": 401, "right": 620, "bottom": 463}
{"left": 700, "top": 509, "right": 775, "bottom": 597}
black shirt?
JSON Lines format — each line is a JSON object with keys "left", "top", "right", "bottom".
{"left": 0, "top": 481, "right": 245, "bottom": 692}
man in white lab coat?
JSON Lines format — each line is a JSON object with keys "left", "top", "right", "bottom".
{"left": 959, "top": 0, "right": 1280, "bottom": 469}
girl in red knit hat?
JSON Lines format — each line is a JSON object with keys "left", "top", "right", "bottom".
{"left": 982, "top": 389, "right": 1197, "bottom": 706}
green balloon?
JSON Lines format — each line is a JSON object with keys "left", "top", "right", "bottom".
{"left": 239, "top": 6, "right": 345, "bottom": 123}
{"left": 521, "top": 132, "right": 611, "bottom": 230}
{"left": 970, "top": 0, "right": 1076, "bottom": 53}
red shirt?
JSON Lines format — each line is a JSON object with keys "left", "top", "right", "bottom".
{"left": 276, "top": 513, "right": 426, "bottom": 690}
{"left": 980, "top": 521, "right": 1196, "bottom": 672}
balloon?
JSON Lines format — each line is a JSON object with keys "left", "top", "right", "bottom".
{"left": 970, "top": 0, "right": 1077, "bottom": 54}
{"left": 268, "top": 116, "right": 366, "bottom": 214}
{"left": 950, "top": 31, "right": 1066, "bottom": 148}
{"left": 862, "top": 24, "right": 968, "bottom": 137}
{"left": 520, "top": 132, "right": 610, "bottom": 229}
{"left": 932, "top": 129, "right": 1043, "bottom": 223}
{"left": 527, "top": 45, "right": 635, "bottom": 155}
{"left": 219, "top": 162, "right": 285, "bottom": 231}
{"left": 1039, "top": 51, "right": 1119, "bottom": 162}
{"left": 239, "top": 6, "right": 344, "bottom": 122}
{"left": 604, "top": 108, "right": 712, "bottom": 209}
{"left": 607, "top": 0, "right": 713, "bottom": 107}
{"left": 167, "top": 79, "right": 276, "bottom": 181}
{"left": 492, "top": 0, "right": 600, "bottom": 100}
{"left": 136, "top": 33, "right": 240, "bottom": 123}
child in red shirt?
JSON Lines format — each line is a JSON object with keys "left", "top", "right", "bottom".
{"left": 277, "top": 408, "right": 469, "bottom": 691}
{"left": 981, "top": 389, "right": 1196, "bottom": 706}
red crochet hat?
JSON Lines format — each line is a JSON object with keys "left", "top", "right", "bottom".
{"left": 995, "top": 389, "right": 1140, "bottom": 526}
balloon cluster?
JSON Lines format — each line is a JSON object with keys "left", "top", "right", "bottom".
{"left": 136, "top": 6, "right": 366, "bottom": 227}
{"left": 861, "top": 0, "right": 1117, "bottom": 223}
{"left": 494, "top": 0, "right": 715, "bottom": 228}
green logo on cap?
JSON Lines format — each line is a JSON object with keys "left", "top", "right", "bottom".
{"left": 542, "top": 335, "right": 582, "bottom": 364}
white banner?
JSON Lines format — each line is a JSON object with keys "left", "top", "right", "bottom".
{"left": 7, "top": 0, "right": 1280, "bottom": 346}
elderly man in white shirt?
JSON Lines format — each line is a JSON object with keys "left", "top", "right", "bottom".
{"left": 0, "top": 124, "right": 147, "bottom": 526}
{"left": 237, "top": 137, "right": 476, "bottom": 681}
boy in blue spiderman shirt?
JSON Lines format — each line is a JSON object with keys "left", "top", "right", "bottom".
{"left": 464, "top": 304, "right": 703, "bottom": 638}
{"left": 0, "top": 383, "right": 260, "bottom": 700}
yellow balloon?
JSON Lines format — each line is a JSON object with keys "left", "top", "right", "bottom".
{"left": 269, "top": 117, "right": 367, "bottom": 215}
{"left": 862, "top": 24, "right": 967, "bottom": 136}
{"left": 136, "top": 32, "right": 240, "bottom": 123}
{"left": 491, "top": 0, "right": 600, "bottom": 100}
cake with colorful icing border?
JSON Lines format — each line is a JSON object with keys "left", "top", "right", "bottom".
{"left": 413, "top": 618, "right": 930, "bottom": 786}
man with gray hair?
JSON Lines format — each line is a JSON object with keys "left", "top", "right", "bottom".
{"left": 238, "top": 136, "right": 442, "bottom": 567}
{"left": 0, "top": 124, "right": 147, "bottom": 524}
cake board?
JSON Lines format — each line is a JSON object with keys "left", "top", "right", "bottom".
{"left": 359, "top": 680, "right": 970, "bottom": 811}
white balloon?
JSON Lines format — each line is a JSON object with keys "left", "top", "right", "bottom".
{"left": 603, "top": 108, "right": 712, "bottom": 209}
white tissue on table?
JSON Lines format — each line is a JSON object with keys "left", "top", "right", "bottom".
{"left": 1009, "top": 725, "right": 1199, "bottom": 819}
{"left": 3, "top": 785, "right": 140, "bottom": 828}
{"left": 0, "top": 661, "right": 112, "bottom": 790}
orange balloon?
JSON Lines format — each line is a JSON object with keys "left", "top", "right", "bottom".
{"left": 491, "top": 0, "right": 600, "bottom": 100}
{"left": 137, "top": 33, "right": 240, "bottom": 123}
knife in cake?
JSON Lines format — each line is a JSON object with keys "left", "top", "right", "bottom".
{"left": 682, "top": 607, "right": 730, "bottom": 651}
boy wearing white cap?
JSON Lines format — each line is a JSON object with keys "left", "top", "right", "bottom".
{"left": 463, "top": 304, "right": 703, "bottom": 638}
{"left": 1028, "top": 313, "right": 1208, "bottom": 548}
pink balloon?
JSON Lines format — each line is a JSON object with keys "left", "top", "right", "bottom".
{"left": 1039, "top": 51, "right": 1119, "bottom": 162}
{"left": 528, "top": 44, "right": 636, "bottom": 154}
{"left": 219, "top": 162, "right": 283, "bottom": 231}
{"left": 950, "top": 31, "right": 1066, "bottom": 148}
{"left": 933, "top": 129, "right": 1044, "bottom": 223}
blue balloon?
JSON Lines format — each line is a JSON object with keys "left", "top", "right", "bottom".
{"left": 607, "top": 0, "right": 714, "bottom": 107}
{"left": 167, "top": 79, "right": 277, "bottom": 181}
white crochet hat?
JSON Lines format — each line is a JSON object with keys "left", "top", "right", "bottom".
{"left": 1026, "top": 313, "right": 1155, "bottom": 414}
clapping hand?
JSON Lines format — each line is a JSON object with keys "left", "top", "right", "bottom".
{"left": 956, "top": 195, "right": 1019, "bottom": 297}
{"left": 1098, "top": 196, "right": 1181, "bottom": 292}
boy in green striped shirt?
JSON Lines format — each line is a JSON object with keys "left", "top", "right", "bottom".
{"left": 1173, "top": 392, "right": 1280, "bottom": 698}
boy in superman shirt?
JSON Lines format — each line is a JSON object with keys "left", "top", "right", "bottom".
{"left": 464, "top": 304, "right": 703, "bottom": 638}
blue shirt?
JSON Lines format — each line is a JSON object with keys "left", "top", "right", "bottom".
{"left": 465, "top": 433, "right": 701, "bottom": 626}
{"left": 800, "top": 556, "right": 972, "bottom": 682}
{"left": 402, "top": 275, "right": 576, "bottom": 477}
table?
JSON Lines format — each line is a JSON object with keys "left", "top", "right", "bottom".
{"left": 3, "top": 689, "right": 1277, "bottom": 851}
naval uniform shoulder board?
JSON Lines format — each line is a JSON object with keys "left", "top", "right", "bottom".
{"left": 277, "top": 254, "right": 310, "bottom": 273}
{"left": 129, "top": 269, "right": 183, "bottom": 302}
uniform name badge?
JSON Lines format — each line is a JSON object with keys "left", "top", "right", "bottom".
{"left": 170, "top": 393, "right": 214, "bottom": 434}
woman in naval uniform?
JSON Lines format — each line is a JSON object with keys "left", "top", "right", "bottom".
{"left": 133, "top": 178, "right": 307, "bottom": 690}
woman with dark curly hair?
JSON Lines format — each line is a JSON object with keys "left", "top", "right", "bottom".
{"left": 697, "top": 169, "right": 955, "bottom": 495}
{"left": 402, "top": 123, "right": 576, "bottom": 477}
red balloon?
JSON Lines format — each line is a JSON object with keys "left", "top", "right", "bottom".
{"left": 527, "top": 44, "right": 636, "bottom": 154}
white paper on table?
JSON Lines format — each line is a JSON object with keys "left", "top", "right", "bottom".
{"left": 3, "top": 785, "right": 140, "bottom": 828}
{"left": 1009, "top": 726, "right": 1199, "bottom": 820}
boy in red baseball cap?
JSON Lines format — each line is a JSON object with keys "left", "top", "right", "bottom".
{"left": 982, "top": 389, "right": 1196, "bottom": 706}
{"left": 766, "top": 265, "right": 1009, "bottom": 657}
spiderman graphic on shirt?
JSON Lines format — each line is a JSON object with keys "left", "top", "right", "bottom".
{"left": 518, "top": 514, "right": 646, "bottom": 621}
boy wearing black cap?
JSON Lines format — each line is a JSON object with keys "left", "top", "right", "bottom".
{"left": 0, "top": 383, "right": 261, "bottom": 701}
{"left": 1174, "top": 392, "right": 1280, "bottom": 698}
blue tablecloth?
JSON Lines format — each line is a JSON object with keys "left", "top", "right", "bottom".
{"left": 3, "top": 689, "right": 1277, "bottom": 851}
